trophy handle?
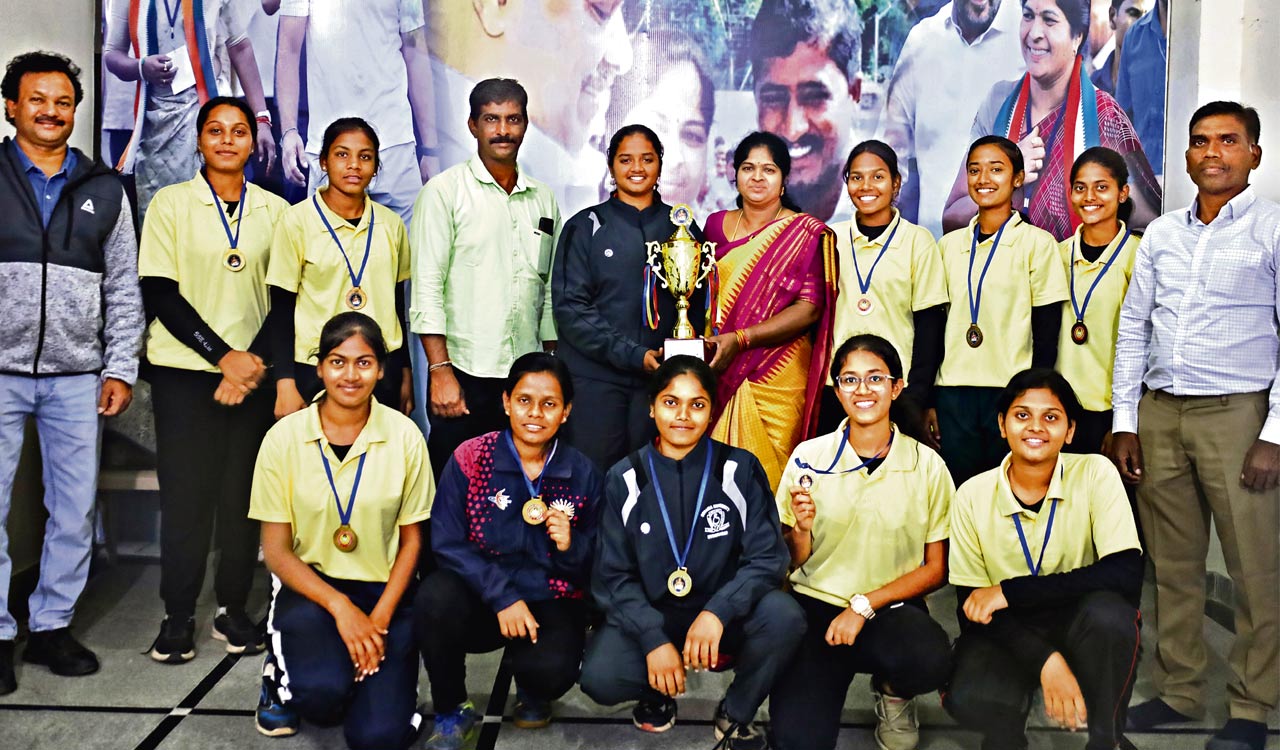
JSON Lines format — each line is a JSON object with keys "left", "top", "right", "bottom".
{"left": 694, "top": 242, "right": 716, "bottom": 287}
{"left": 645, "top": 241, "right": 669, "bottom": 288}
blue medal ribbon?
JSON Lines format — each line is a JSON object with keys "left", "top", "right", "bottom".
{"left": 318, "top": 443, "right": 365, "bottom": 528}
{"left": 850, "top": 216, "right": 901, "bottom": 296}
{"left": 793, "top": 425, "right": 894, "bottom": 476}
{"left": 1012, "top": 498, "right": 1059, "bottom": 576}
{"left": 967, "top": 215, "right": 1013, "bottom": 328}
{"left": 207, "top": 176, "right": 246, "bottom": 251}
{"left": 311, "top": 194, "right": 375, "bottom": 292}
{"left": 1069, "top": 227, "right": 1131, "bottom": 324}
{"left": 646, "top": 442, "right": 713, "bottom": 573}
{"left": 503, "top": 430, "right": 558, "bottom": 499}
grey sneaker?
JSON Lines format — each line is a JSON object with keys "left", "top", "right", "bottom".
{"left": 873, "top": 690, "right": 919, "bottom": 750}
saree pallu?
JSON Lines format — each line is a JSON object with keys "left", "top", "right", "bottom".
{"left": 706, "top": 212, "right": 837, "bottom": 490}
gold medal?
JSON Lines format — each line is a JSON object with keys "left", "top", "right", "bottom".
{"left": 333, "top": 524, "right": 358, "bottom": 552}
{"left": 223, "top": 249, "right": 245, "bottom": 272}
{"left": 346, "top": 286, "right": 366, "bottom": 310}
{"left": 966, "top": 324, "right": 984, "bottom": 348}
{"left": 856, "top": 296, "right": 873, "bottom": 315}
{"left": 667, "top": 568, "right": 692, "bottom": 597}
{"left": 1071, "top": 321, "right": 1089, "bottom": 345}
{"left": 522, "top": 496, "right": 548, "bottom": 525}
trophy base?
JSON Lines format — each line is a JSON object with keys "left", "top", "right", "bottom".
{"left": 664, "top": 337, "right": 709, "bottom": 361}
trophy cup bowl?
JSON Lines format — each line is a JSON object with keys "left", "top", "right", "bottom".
{"left": 646, "top": 204, "right": 715, "bottom": 360}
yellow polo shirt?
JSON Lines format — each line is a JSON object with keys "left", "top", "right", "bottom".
{"left": 1056, "top": 224, "right": 1139, "bottom": 412}
{"left": 936, "top": 213, "right": 1068, "bottom": 388}
{"left": 267, "top": 189, "right": 412, "bottom": 364}
{"left": 949, "top": 452, "right": 1141, "bottom": 588}
{"left": 777, "top": 422, "right": 953, "bottom": 606}
{"left": 249, "top": 400, "right": 434, "bottom": 582}
{"left": 139, "top": 177, "right": 289, "bottom": 372}
{"left": 829, "top": 211, "right": 948, "bottom": 383}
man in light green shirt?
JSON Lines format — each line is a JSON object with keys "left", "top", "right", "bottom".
{"left": 410, "top": 78, "right": 560, "bottom": 477}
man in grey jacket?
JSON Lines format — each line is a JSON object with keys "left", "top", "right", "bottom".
{"left": 0, "top": 51, "right": 144, "bottom": 694}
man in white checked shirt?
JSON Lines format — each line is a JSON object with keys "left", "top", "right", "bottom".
{"left": 1109, "top": 101, "right": 1279, "bottom": 750}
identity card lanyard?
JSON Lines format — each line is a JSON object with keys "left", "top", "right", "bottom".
{"left": 849, "top": 216, "right": 901, "bottom": 316}
{"left": 312, "top": 194, "right": 374, "bottom": 310}
{"left": 647, "top": 442, "right": 713, "bottom": 598}
{"left": 1068, "top": 227, "right": 1130, "bottom": 345}
{"left": 965, "top": 215, "right": 1012, "bottom": 348}
{"left": 210, "top": 178, "right": 248, "bottom": 272}
{"left": 504, "top": 430, "right": 559, "bottom": 525}
{"left": 318, "top": 444, "right": 366, "bottom": 553}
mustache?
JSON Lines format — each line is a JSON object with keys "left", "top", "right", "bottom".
{"left": 35, "top": 117, "right": 66, "bottom": 126}
{"left": 784, "top": 133, "right": 823, "bottom": 154}
{"left": 489, "top": 136, "right": 517, "bottom": 145}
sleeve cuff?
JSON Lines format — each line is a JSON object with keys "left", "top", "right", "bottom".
{"left": 539, "top": 316, "right": 558, "bottom": 341}
{"left": 1112, "top": 409, "right": 1138, "bottom": 435}
{"left": 1258, "top": 415, "right": 1280, "bottom": 445}
{"left": 703, "top": 598, "right": 737, "bottom": 629}
{"left": 638, "top": 627, "right": 672, "bottom": 655}
{"left": 409, "top": 309, "right": 446, "bottom": 336}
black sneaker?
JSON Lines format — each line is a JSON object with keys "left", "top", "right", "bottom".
{"left": 712, "top": 700, "right": 768, "bottom": 750}
{"left": 211, "top": 610, "right": 265, "bottom": 655}
{"left": 23, "top": 628, "right": 99, "bottom": 676}
{"left": 149, "top": 617, "right": 196, "bottom": 664}
{"left": 0, "top": 639, "right": 15, "bottom": 695}
{"left": 633, "top": 694, "right": 677, "bottom": 733}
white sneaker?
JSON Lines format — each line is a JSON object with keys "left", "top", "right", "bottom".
{"left": 873, "top": 691, "right": 919, "bottom": 750}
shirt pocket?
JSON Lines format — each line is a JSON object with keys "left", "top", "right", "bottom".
{"left": 529, "top": 226, "right": 554, "bottom": 280}
{"left": 1206, "top": 243, "right": 1272, "bottom": 302}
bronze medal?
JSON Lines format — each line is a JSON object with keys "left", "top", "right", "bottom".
{"left": 966, "top": 323, "right": 984, "bottom": 348}
{"left": 856, "top": 296, "right": 873, "bottom": 315}
{"left": 1071, "top": 321, "right": 1089, "bottom": 345}
{"left": 346, "top": 286, "right": 366, "bottom": 310}
{"left": 667, "top": 568, "right": 693, "bottom": 597}
{"left": 223, "top": 249, "right": 245, "bottom": 272}
{"left": 333, "top": 524, "right": 358, "bottom": 552}
{"left": 522, "top": 496, "right": 548, "bottom": 525}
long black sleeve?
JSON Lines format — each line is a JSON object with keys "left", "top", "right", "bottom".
{"left": 140, "top": 277, "right": 231, "bottom": 367}
{"left": 902, "top": 303, "right": 946, "bottom": 407}
{"left": 1000, "top": 548, "right": 1144, "bottom": 610}
{"left": 1030, "top": 303, "right": 1062, "bottom": 368}
{"left": 269, "top": 285, "right": 297, "bottom": 380}
{"left": 388, "top": 280, "right": 409, "bottom": 374}
{"left": 956, "top": 584, "right": 1057, "bottom": 681}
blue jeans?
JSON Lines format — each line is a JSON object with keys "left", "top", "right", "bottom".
{"left": 0, "top": 373, "right": 102, "bottom": 638}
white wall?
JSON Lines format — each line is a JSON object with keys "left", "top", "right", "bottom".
{"left": 0, "top": 2, "right": 97, "bottom": 154}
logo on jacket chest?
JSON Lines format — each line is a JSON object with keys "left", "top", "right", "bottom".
{"left": 701, "top": 503, "right": 731, "bottom": 539}
{"left": 488, "top": 488, "right": 511, "bottom": 511}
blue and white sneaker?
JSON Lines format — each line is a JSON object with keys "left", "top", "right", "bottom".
{"left": 255, "top": 684, "right": 299, "bottom": 737}
{"left": 425, "top": 700, "right": 479, "bottom": 750}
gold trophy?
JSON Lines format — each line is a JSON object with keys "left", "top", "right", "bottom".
{"left": 646, "top": 204, "right": 716, "bottom": 360}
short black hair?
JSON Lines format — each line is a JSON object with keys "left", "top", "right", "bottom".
{"left": 469, "top": 78, "right": 528, "bottom": 122}
{"left": 648, "top": 356, "right": 717, "bottom": 406}
{"left": 750, "top": 0, "right": 863, "bottom": 85}
{"left": 607, "top": 124, "right": 664, "bottom": 169}
{"left": 315, "top": 312, "right": 388, "bottom": 365}
{"left": 842, "top": 139, "right": 901, "bottom": 183}
{"left": 968, "top": 135, "right": 1025, "bottom": 174}
{"left": 2, "top": 51, "right": 84, "bottom": 125}
{"left": 995, "top": 368, "right": 1084, "bottom": 427}
{"left": 319, "top": 117, "right": 381, "bottom": 171}
{"left": 829, "top": 334, "right": 904, "bottom": 384}
{"left": 1190, "top": 100, "right": 1261, "bottom": 145}
{"left": 504, "top": 352, "right": 575, "bottom": 404}
{"left": 733, "top": 131, "right": 803, "bottom": 212}
{"left": 196, "top": 96, "right": 258, "bottom": 143}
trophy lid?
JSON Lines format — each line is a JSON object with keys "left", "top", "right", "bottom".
{"left": 670, "top": 204, "right": 694, "bottom": 228}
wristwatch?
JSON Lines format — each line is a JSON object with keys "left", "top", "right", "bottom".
{"left": 850, "top": 593, "right": 876, "bottom": 620}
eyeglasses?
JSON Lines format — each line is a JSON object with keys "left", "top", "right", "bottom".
{"left": 835, "top": 374, "right": 895, "bottom": 392}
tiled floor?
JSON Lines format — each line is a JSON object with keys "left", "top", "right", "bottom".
{"left": 1, "top": 562, "right": 1276, "bottom": 749}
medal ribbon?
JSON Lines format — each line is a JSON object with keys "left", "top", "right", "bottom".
{"left": 207, "top": 176, "right": 246, "bottom": 251}
{"left": 850, "top": 216, "right": 901, "bottom": 296}
{"left": 967, "top": 215, "right": 1013, "bottom": 328}
{"left": 642, "top": 265, "right": 660, "bottom": 330}
{"left": 646, "top": 441, "right": 713, "bottom": 572}
{"left": 312, "top": 194, "right": 375, "bottom": 292}
{"left": 1069, "top": 227, "right": 1131, "bottom": 325}
{"left": 1012, "top": 498, "right": 1059, "bottom": 576}
{"left": 793, "top": 425, "right": 894, "bottom": 475}
{"left": 318, "top": 443, "right": 365, "bottom": 528}
{"left": 503, "top": 430, "right": 558, "bottom": 499}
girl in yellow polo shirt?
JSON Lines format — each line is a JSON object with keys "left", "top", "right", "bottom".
{"left": 823, "top": 141, "right": 948, "bottom": 448}
{"left": 250, "top": 312, "right": 433, "bottom": 746}
{"left": 1057, "top": 147, "right": 1139, "bottom": 455}
{"left": 935, "top": 136, "right": 1069, "bottom": 485}
{"left": 770, "top": 334, "right": 953, "bottom": 750}
{"left": 944, "top": 368, "right": 1142, "bottom": 750}
{"left": 269, "top": 118, "right": 413, "bottom": 420}
{"left": 138, "top": 96, "right": 289, "bottom": 664}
